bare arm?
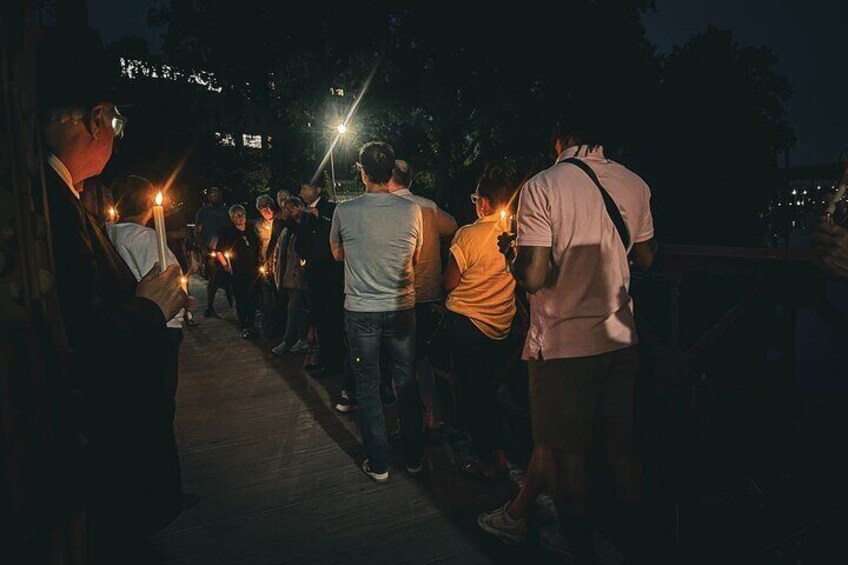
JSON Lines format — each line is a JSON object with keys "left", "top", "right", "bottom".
{"left": 442, "top": 252, "right": 461, "bottom": 294}
{"left": 630, "top": 237, "right": 658, "bottom": 270}
{"left": 511, "top": 245, "right": 551, "bottom": 294}
{"left": 330, "top": 240, "right": 344, "bottom": 262}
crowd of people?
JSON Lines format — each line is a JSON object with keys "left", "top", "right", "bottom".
{"left": 35, "top": 27, "right": 848, "bottom": 565}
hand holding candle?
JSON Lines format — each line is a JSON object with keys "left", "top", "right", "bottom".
{"left": 152, "top": 191, "right": 169, "bottom": 273}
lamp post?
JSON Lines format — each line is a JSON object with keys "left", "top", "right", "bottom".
{"left": 330, "top": 124, "right": 347, "bottom": 201}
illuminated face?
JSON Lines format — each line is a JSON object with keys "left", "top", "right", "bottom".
{"left": 90, "top": 103, "right": 119, "bottom": 176}
{"left": 231, "top": 212, "right": 247, "bottom": 230}
{"left": 259, "top": 206, "right": 274, "bottom": 221}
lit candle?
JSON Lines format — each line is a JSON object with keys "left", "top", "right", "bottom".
{"left": 107, "top": 206, "right": 117, "bottom": 223}
{"left": 180, "top": 275, "right": 188, "bottom": 292}
{"left": 152, "top": 191, "right": 168, "bottom": 273}
{"left": 259, "top": 265, "right": 267, "bottom": 276}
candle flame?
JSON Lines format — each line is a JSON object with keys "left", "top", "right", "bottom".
{"left": 155, "top": 191, "right": 164, "bottom": 206}
{"left": 209, "top": 252, "right": 216, "bottom": 258}
{"left": 180, "top": 276, "right": 188, "bottom": 286}
{"left": 259, "top": 266, "right": 267, "bottom": 275}
{"left": 224, "top": 251, "right": 231, "bottom": 259}
{"left": 108, "top": 206, "right": 117, "bottom": 217}
{"left": 500, "top": 210, "right": 507, "bottom": 219}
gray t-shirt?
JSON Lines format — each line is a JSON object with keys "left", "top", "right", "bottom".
{"left": 330, "top": 193, "right": 423, "bottom": 312}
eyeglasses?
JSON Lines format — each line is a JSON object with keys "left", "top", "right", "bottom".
{"left": 470, "top": 192, "right": 480, "bottom": 204}
{"left": 110, "top": 106, "right": 127, "bottom": 139}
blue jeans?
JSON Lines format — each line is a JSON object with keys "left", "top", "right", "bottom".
{"left": 345, "top": 308, "right": 423, "bottom": 473}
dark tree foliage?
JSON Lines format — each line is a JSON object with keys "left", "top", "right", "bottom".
{"left": 120, "top": 0, "right": 792, "bottom": 244}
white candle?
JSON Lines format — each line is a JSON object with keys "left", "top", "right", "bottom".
{"left": 153, "top": 191, "right": 168, "bottom": 273}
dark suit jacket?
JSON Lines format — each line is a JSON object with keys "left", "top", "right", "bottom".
{"left": 295, "top": 198, "right": 342, "bottom": 290}
{"left": 44, "top": 164, "right": 181, "bottom": 534}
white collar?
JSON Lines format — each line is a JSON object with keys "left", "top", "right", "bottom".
{"left": 392, "top": 188, "right": 412, "bottom": 196}
{"left": 555, "top": 145, "right": 606, "bottom": 164}
{"left": 47, "top": 153, "right": 79, "bottom": 200}
{"left": 308, "top": 197, "right": 321, "bottom": 209}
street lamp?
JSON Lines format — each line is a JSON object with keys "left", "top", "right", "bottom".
{"left": 330, "top": 123, "right": 347, "bottom": 200}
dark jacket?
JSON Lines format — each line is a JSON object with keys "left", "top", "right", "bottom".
{"left": 44, "top": 164, "right": 181, "bottom": 535}
{"left": 293, "top": 198, "right": 342, "bottom": 290}
{"left": 218, "top": 224, "right": 260, "bottom": 284}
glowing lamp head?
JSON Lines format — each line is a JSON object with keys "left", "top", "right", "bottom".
{"left": 155, "top": 191, "right": 164, "bottom": 206}
{"left": 337, "top": 124, "right": 347, "bottom": 135}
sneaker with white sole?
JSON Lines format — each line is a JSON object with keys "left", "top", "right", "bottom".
{"left": 406, "top": 460, "right": 424, "bottom": 475}
{"left": 334, "top": 390, "right": 357, "bottom": 413}
{"left": 271, "top": 341, "right": 289, "bottom": 356}
{"left": 290, "top": 339, "right": 310, "bottom": 353}
{"left": 477, "top": 502, "right": 527, "bottom": 545}
{"left": 361, "top": 459, "right": 389, "bottom": 483}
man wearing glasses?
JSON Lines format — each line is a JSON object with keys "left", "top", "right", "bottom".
{"left": 38, "top": 29, "right": 191, "bottom": 556}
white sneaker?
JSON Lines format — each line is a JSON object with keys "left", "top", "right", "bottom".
{"left": 271, "top": 342, "right": 289, "bottom": 356}
{"left": 477, "top": 502, "right": 527, "bottom": 545}
{"left": 361, "top": 459, "right": 389, "bottom": 483}
{"left": 290, "top": 339, "right": 310, "bottom": 353}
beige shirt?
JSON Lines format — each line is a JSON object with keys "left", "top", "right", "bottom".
{"left": 517, "top": 145, "right": 654, "bottom": 360}
{"left": 446, "top": 215, "right": 516, "bottom": 340}
{"left": 392, "top": 188, "right": 458, "bottom": 303}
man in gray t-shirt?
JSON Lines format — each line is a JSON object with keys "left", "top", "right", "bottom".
{"left": 330, "top": 141, "right": 424, "bottom": 482}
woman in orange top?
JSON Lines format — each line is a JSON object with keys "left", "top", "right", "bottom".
{"left": 442, "top": 165, "right": 517, "bottom": 479}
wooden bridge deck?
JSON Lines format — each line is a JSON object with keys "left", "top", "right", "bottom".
{"left": 147, "top": 284, "right": 559, "bottom": 564}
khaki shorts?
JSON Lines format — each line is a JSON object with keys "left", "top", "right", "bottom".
{"left": 529, "top": 346, "right": 638, "bottom": 454}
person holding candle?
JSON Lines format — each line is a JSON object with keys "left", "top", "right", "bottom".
{"left": 479, "top": 106, "right": 657, "bottom": 563}
{"left": 37, "top": 29, "right": 193, "bottom": 555}
{"left": 218, "top": 204, "right": 260, "bottom": 338}
{"left": 195, "top": 186, "right": 234, "bottom": 317}
{"left": 441, "top": 164, "right": 517, "bottom": 480}
{"left": 254, "top": 194, "right": 287, "bottom": 337}
{"left": 107, "top": 177, "right": 187, "bottom": 414}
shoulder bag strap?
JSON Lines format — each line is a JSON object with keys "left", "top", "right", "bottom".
{"left": 561, "top": 157, "right": 631, "bottom": 250}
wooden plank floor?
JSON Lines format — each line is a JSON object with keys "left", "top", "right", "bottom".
{"left": 147, "top": 282, "right": 561, "bottom": 564}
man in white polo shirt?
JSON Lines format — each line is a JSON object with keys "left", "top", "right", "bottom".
{"left": 478, "top": 107, "right": 657, "bottom": 563}
{"left": 330, "top": 141, "right": 425, "bottom": 482}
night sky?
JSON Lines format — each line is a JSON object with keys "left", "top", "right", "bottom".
{"left": 90, "top": 0, "right": 847, "bottom": 166}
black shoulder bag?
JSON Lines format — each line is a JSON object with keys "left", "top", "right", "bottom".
{"left": 561, "top": 157, "right": 631, "bottom": 250}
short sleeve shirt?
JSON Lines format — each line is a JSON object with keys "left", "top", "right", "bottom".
{"left": 446, "top": 215, "right": 516, "bottom": 339}
{"left": 516, "top": 145, "right": 654, "bottom": 360}
{"left": 330, "top": 193, "right": 423, "bottom": 312}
